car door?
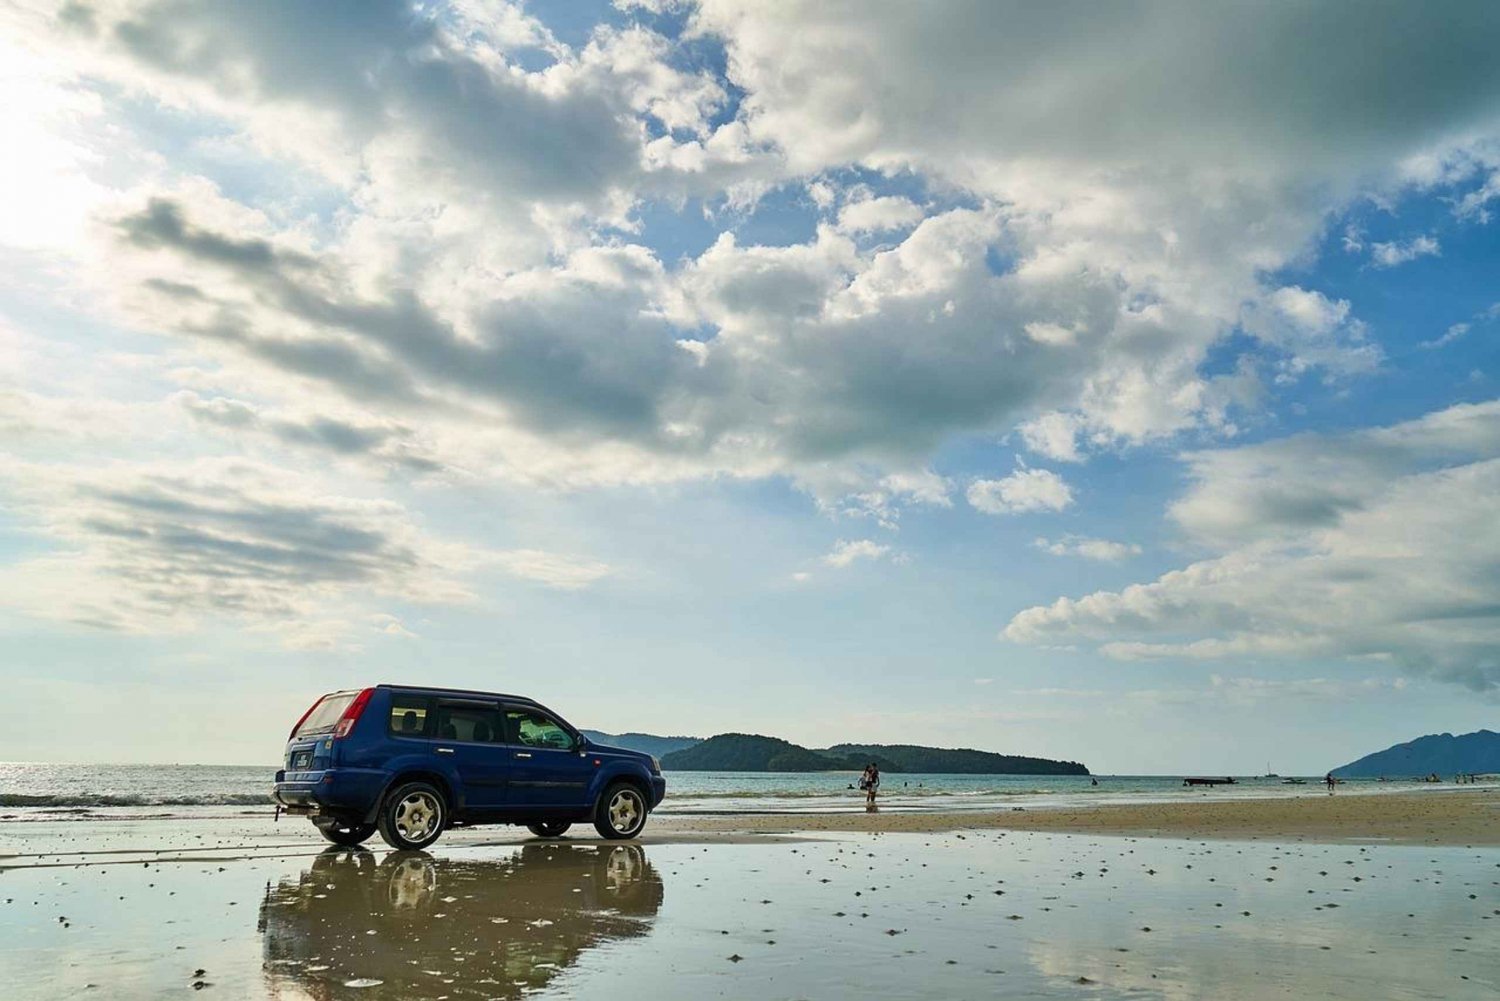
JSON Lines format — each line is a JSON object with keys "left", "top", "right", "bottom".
{"left": 431, "top": 699, "right": 511, "bottom": 812}
{"left": 502, "top": 705, "right": 596, "bottom": 810}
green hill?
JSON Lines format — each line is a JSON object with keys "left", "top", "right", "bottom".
{"left": 659, "top": 733, "right": 1084, "bottom": 774}
{"left": 659, "top": 733, "right": 897, "bottom": 772}
{"left": 825, "top": 743, "right": 1089, "bottom": 775}
{"left": 579, "top": 730, "right": 702, "bottom": 758}
{"left": 1330, "top": 729, "right": 1499, "bottom": 778}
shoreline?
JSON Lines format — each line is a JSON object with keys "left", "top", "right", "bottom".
{"left": 653, "top": 786, "right": 1500, "bottom": 846}
{"left": 4, "top": 785, "right": 1497, "bottom": 848}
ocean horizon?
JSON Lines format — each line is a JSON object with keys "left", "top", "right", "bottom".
{"left": 0, "top": 761, "right": 1458, "bottom": 817}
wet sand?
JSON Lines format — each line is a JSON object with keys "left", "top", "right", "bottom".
{"left": 654, "top": 786, "right": 1500, "bottom": 846}
{"left": 2, "top": 810, "right": 1497, "bottom": 1000}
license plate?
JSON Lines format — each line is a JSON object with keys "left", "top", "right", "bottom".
{"left": 292, "top": 751, "right": 312, "bottom": 770}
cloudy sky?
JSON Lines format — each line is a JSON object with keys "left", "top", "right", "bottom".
{"left": 2, "top": 0, "right": 1498, "bottom": 770}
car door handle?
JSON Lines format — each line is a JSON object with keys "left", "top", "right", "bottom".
{"left": 435, "top": 747, "right": 455, "bottom": 754}
{"left": 514, "top": 752, "right": 532, "bottom": 759}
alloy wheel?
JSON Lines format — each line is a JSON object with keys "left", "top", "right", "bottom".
{"left": 394, "top": 790, "right": 441, "bottom": 843}
{"left": 607, "top": 788, "right": 643, "bottom": 835}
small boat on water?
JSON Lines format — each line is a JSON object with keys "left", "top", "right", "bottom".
{"left": 1282, "top": 778, "right": 1307, "bottom": 785}
{"left": 1183, "top": 777, "right": 1237, "bottom": 786}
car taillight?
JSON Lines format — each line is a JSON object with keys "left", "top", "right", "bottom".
{"left": 332, "top": 687, "right": 374, "bottom": 739}
{"left": 289, "top": 696, "right": 325, "bottom": 739}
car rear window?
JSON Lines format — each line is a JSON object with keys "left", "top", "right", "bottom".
{"left": 295, "top": 692, "right": 356, "bottom": 737}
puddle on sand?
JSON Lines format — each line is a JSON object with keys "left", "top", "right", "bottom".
{"left": 1, "top": 823, "right": 1496, "bottom": 1000}
{"left": 260, "top": 843, "right": 662, "bottom": 1000}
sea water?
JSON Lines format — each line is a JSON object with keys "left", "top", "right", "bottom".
{"left": 0, "top": 761, "right": 1470, "bottom": 819}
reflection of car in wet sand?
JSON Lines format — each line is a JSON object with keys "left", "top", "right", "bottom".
{"left": 259, "top": 844, "right": 664, "bottom": 999}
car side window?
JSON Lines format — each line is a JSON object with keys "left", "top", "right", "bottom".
{"left": 505, "top": 708, "right": 576, "bottom": 750}
{"left": 434, "top": 701, "right": 505, "bottom": 743}
{"left": 387, "top": 695, "right": 431, "bottom": 737}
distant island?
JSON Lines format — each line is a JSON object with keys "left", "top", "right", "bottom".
{"left": 827, "top": 742, "right": 1089, "bottom": 776}
{"left": 658, "top": 732, "right": 1089, "bottom": 775}
{"left": 658, "top": 734, "right": 882, "bottom": 772}
{"left": 581, "top": 730, "right": 703, "bottom": 759}
{"left": 1331, "top": 728, "right": 1499, "bottom": 778}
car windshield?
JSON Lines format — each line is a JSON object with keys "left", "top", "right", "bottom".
{"left": 295, "top": 692, "right": 355, "bottom": 737}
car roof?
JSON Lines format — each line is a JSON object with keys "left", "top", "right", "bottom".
{"left": 378, "top": 683, "right": 543, "bottom": 707}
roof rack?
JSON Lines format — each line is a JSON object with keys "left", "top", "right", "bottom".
{"left": 377, "top": 682, "right": 540, "bottom": 705}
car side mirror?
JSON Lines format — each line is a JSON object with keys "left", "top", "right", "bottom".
{"left": 575, "top": 735, "right": 589, "bottom": 754}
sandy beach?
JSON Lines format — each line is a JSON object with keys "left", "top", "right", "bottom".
{"left": 654, "top": 785, "right": 1500, "bottom": 846}
{"left": 2, "top": 787, "right": 1498, "bottom": 999}
{"left": 3, "top": 819, "right": 1497, "bottom": 1000}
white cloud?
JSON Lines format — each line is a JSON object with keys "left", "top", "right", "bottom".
{"left": 370, "top": 613, "right": 419, "bottom": 639}
{"left": 1168, "top": 399, "right": 1500, "bottom": 545}
{"left": 18, "top": 0, "right": 1489, "bottom": 515}
{"left": 1454, "top": 160, "right": 1500, "bottom": 222}
{"left": 0, "top": 457, "right": 481, "bottom": 645}
{"left": 1423, "top": 322, "right": 1471, "bottom": 349}
{"left": 819, "top": 469, "right": 953, "bottom": 528}
{"left": 1420, "top": 301, "right": 1499, "bottom": 349}
{"left": 0, "top": 453, "right": 612, "bottom": 644}
{"left": 821, "top": 538, "right": 891, "bottom": 568}
{"left": 835, "top": 195, "right": 925, "bottom": 234}
{"left": 681, "top": 0, "right": 1500, "bottom": 430}
{"left": 1240, "top": 286, "right": 1380, "bottom": 379}
{"left": 1021, "top": 322, "right": 1077, "bottom": 347}
{"left": 1035, "top": 535, "right": 1142, "bottom": 561}
{"left": 1018, "top": 411, "right": 1084, "bottom": 462}
{"left": 0, "top": 30, "right": 109, "bottom": 250}
{"left": 1341, "top": 224, "right": 1364, "bottom": 253}
{"left": 3, "top": 0, "right": 1500, "bottom": 643}
{"left": 967, "top": 468, "right": 1073, "bottom": 515}
{"left": 1202, "top": 674, "right": 1408, "bottom": 704}
{"left": 174, "top": 391, "right": 452, "bottom": 476}
{"left": 1369, "top": 234, "right": 1440, "bottom": 268}
{"left": 1006, "top": 400, "right": 1500, "bottom": 691}
{"left": 490, "top": 549, "right": 613, "bottom": 590}
{"left": 693, "top": 1, "right": 1500, "bottom": 183}
{"left": 1014, "top": 676, "right": 1408, "bottom": 709}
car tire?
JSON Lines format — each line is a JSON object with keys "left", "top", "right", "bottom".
{"left": 313, "top": 818, "right": 376, "bottom": 846}
{"left": 527, "top": 821, "right": 572, "bottom": 838}
{"left": 593, "top": 782, "right": 648, "bottom": 840}
{"left": 376, "top": 781, "right": 447, "bottom": 851}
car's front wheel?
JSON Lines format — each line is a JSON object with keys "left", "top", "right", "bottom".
{"left": 313, "top": 818, "right": 376, "bottom": 846}
{"left": 376, "top": 781, "right": 447, "bottom": 851}
{"left": 527, "top": 821, "right": 572, "bottom": 838}
{"left": 593, "top": 782, "right": 648, "bottom": 840}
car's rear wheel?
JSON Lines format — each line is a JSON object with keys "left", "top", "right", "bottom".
{"left": 593, "top": 782, "right": 648, "bottom": 840}
{"left": 527, "top": 821, "right": 572, "bottom": 838}
{"left": 376, "top": 781, "right": 447, "bottom": 851}
{"left": 313, "top": 818, "right": 376, "bottom": 846}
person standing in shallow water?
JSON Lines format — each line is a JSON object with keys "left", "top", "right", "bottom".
{"left": 865, "top": 762, "right": 880, "bottom": 808}
{"left": 1326, "top": 772, "right": 1336, "bottom": 794}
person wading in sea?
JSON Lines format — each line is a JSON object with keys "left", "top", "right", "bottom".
{"left": 864, "top": 762, "right": 880, "bottom": 809}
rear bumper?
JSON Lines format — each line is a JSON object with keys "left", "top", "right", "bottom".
{"left": 272, "top": 768, "right": 387, "bottom": 820}
{"left": 271, "top": 778, "right": 323, "bottom": 816}
{"left": 649, "top": 775, "right": 667, "bottom": 808}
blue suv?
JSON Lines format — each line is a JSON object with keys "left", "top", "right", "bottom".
{"left": 272, "top": 685, "right": 667, "bottom": 849}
